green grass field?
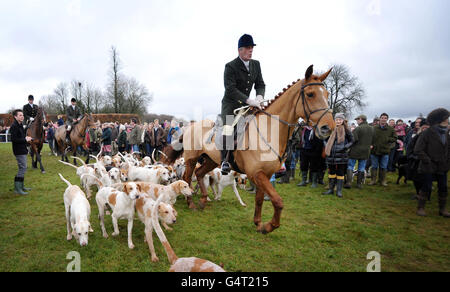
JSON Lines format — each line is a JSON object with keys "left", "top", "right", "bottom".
{"left": 0, "top": 143, "right": 448, "bottom": 272}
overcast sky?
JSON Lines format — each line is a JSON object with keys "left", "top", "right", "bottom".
{"left": 1, "top": 0, "right": 449, "bottom": 123}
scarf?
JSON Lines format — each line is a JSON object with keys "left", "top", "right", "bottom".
{"left": 325, "top": 125, "right": 346, "bottom": 156}
{"left": 434, "top": 125, "right": 448, "bottom": 145}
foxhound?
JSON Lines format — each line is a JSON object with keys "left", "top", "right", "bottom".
{"left": 95, "top": 182, "right": 141, "bottom": 249}
{"left": 59, "top": 174, "right": 92, "bottom": 246}
{"left": 150, "top": 195, "right": 225, "bottom": 271}
{"left": 135, "top": 194, "right": 178, "bottom": 262}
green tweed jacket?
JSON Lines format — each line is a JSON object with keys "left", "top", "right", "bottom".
{"left": 221, "top": 57, "right": 265, "bottom": 124}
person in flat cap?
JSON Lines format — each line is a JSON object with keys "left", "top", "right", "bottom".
{"left": 65, "top": 98, "right": 83, "bottom": 144}
{"left": 22, "top": 95, "right": 39, "bottom": 129}
{"left": 346, "top": 114, "right": 374, "bottom": 189}
{"left": 414, "top": 108, "right": 450, "bottom": 217}
{"left": 220, "top": 34, "right": 266, "bottom": 174}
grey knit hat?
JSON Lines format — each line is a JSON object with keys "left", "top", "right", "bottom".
{"left": 334, "top": 113, "right": 346, "bottom": 120}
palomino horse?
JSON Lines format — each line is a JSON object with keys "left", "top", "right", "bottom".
{"left": 55, "top": 113, "right": 95, "bottom": 165}
{"left": 27, "top": 107, "right": 46, "bottom": 173}
{"left": 163, "top": 65, "right": 335, "bottom": 234}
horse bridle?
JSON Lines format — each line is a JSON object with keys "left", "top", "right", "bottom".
{"left": 255, "top": 81, "right": 332, "bottom": 162}
{"left": 299, "top": 82, "right": 333, "bottom": 133}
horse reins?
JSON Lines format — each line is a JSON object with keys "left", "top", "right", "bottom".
{"left": 254, "top": 81, "right": 331, "bottom": 162}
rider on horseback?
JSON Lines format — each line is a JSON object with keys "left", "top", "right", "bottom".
{"left": 65, "top": 98, "right": 83, "bottom": 144}
{"left": 22, "top": 95, "right": 38, "bottom": 130}
{"left": 220, "top": 34, "right": 265, "bottom": 174}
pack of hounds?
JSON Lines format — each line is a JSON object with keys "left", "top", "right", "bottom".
{"left": 58, "top": 150, "right": 248, "bottom": 272}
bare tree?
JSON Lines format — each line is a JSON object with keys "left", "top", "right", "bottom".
{"left": 323, "top": 64, "right": 366, "bottom": 117}
{"left": 91, "top": 87, "right": 105, "bottom": 114}
{"left": 70, "top": 80, "right": 85, "bottom": 112}
{"left": 122, "top": 77, "right": 153, "bottom": 115}
{"left": 54, "top": 82, "right": 69, "bottom": 114}
{"left": 84, "top": 82, "right": 101, "bottom": 114}
{"left": 106, "top": 46, "right": 125, "bottom": 113}
{"left": 39, "top": 94, "right": 60, "bottom": 115}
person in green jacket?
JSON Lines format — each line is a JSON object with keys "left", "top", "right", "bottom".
{"left": 129, "top": 118, "right": 140, "bottom": 153}
{"left": 346, "top": 115, "right": 374, "bottom": 189}
{"left": 368, "top": 113, "right": 397, "bottom": 186}
{"left": 220, "top": 34, "right": 266, "bottom": 174}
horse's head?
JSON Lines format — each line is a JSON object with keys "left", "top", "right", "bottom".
{"left": 85, "top": 114, "right": 96, "bottom": 129}
{"left": 296, "top": 65, "right": 335, "bottom": 139}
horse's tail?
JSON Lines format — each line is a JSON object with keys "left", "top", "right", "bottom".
{"left": 58, "top": 173, "right": 72, "bottom": 187}
{"left": 161, "top": 135, "right": 184, "bottom": 165}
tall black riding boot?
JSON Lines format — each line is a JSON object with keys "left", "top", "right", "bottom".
{"left": 220, "top": 134, "right": 231, "bottom": 175}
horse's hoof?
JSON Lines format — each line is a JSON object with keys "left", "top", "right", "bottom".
{"left": 41, "top": 171, "right": 46, "bottom": 174}
{"left": 198, "top": 201, "right": 206, "bottom": 210}
{"left": 257, "top": 222, "right": 276, "bottom": 235}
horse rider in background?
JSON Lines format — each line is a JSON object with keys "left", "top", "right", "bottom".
{"left": 22, "top": 95, "right": 39, "bottom": 130}
{"left": 65, "top": 98, "right": 83, "bottom": 144}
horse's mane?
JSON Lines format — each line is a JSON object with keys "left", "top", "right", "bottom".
{"left": 261, "top": 79, "right": 302, "bottom": 111}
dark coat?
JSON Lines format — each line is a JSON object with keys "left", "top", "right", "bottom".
{"left": 10, "top": 119, "right": 28, "bottom": 156}
{"left": 325, "top": 128, "right": 354, "bottom": 165}
{"left": 348, "top": 121, "right": 374, "bottom": 160}
{"left": 300, "top": 127, "right": 323, "bottom": 157}
{"left": 22, "top": 103, "right": 38, "bottom": 123}
{"left": 406, "top": 132, "right": 422, "bottom": 181}
{"left": 371, "top": 125, "right": 397, "bottom": 155}
{"left": 101, "top": 127, "right": 112, "bottom": 146}
{"left": 47, "top": 127, "right": 55, "bottom": 141}
{"left": 118, "top": 131, "right": 127, "bottom": 148}
{"left": 66, "top": 105, "right": 83, "bottom": 126}
{"left": 150, "top": 126, "right": 165, "bottom": 148}
{"left": 414, "top": 126, "right": 450, "bottom": 174}
{"left": 110, "top": 127, "right": 119, "bottom": 142}
{"left": 221, "top": 57, "right": 265, "bottom": 123}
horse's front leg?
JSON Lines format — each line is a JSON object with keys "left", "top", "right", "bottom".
{"left": 253, "top": 171, "right": 284, "bottom": 234}
{"left": 195, "top": 157, "right": 218, "bottom": 210}
{"left": 183, "top": 159, "right": 198, "bottom": 210}
{"left": 72, "top": 145, "right": 78, "bottom": 166}
{"left": 37, "top": 151, "right": 45, "bottom": 173}
{"left": 30, "top": 148, "right": 37, "bottom": 169}
{"left": 82, "top": 144, "right": 90, "bottom": 164}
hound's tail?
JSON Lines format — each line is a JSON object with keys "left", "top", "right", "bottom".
{"left": 80, "top": 173, "right": 103, "bottom": 188}
{"left": 59, "top": 160, "right": 78, "bottom": 170}
{"left": 71, "top": 156, "right": 87, "bottom": 166}
{"left": 152, "top": 194, "right": 179, "bottom": 265}
{"left": 58, "top": 173, "right": 72, "bottom": 187}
